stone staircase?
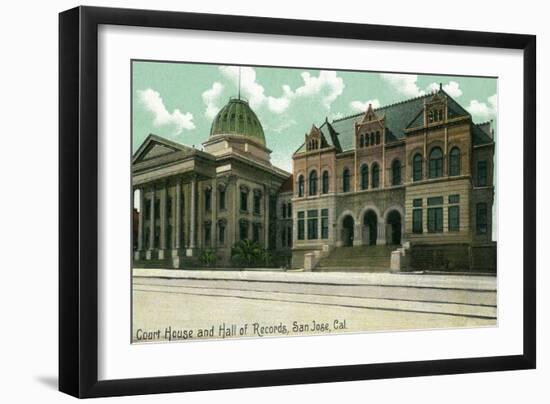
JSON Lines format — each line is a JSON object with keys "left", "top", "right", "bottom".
{"left": 314, "top": 245, "right": 395, "bottom": 272}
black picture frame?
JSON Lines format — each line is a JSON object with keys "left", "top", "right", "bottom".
{"left": 59, "top": 5, "right": 536, "bottom": 398}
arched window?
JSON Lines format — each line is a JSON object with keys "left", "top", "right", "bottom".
{"left": 342, "top": 168, "right": 350, "bottom": 193}
{"left": 413, "top": 153, "right": 423, "bottom": 181}
{"left": 365, "top": 134, "right": 370, "bottom": 147}
{"left": 298, "top": 175, "right": 304, "bottom": 197}
{"left": 360, "top": 164, "right": 369, "bottom": 190}
{"left": 372, "top": 163, "right": 380, "bottom": 188}
{"left": 375, "top": 131, "right": 381, "bottom": 145}
{"left": 322, "top": 171, "right": 329, "bottom": 194}
{"left": 449, "top": 147, "right": 461, "bottom": 176}
{"left": 370, "top": 133, "right": 375, "bottom": 145}
{"left": 429, "top": 147, "right": 443, "bottom": 178}
{"left": 309, "top": 170, "right": 318, "bottom": 196}
{"left": 360, "top": 134, "right": 365, "bottom": 148}
{"left": 392, "top": 159, "right": 401, "bottom": 185}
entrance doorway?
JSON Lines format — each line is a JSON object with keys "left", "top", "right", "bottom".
{"left": 363, "top": 210, "right": 378, "bottom": 245}
{"left": 387, "top": 210, "right": 402, "bottom": 245}
{"left": 342, "top": 215, "right": 354, "bottom": 246}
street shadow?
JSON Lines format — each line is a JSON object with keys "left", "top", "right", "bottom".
{"left": 36, "top": 375, "right": 58, "bottom": 390}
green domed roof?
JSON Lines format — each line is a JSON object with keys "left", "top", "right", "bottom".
{"left": 210, "top": 98, "right": 265, "bottom": 145}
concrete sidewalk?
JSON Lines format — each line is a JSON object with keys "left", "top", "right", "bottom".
{"left": 133, "top": 267, "right": 496, "bottom": 291}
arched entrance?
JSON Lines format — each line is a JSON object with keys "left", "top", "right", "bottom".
{"left": 387, "top": 210, "right": 402, "bottom": 245}
{"left": 342, "top": 215, "right": 354, "bottom": 247}
{"left": 363, "top": 210, "right": 378, "bottom": 246}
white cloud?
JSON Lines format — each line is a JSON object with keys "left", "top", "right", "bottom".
{"left": 381, "top": 73, "right": 426, "bottom": 98}
{"left": 466, "top": 94, "right": 497, "bottom": 120}
{"left": 137, "top": 88, "right": 195, "bottom": 134}
{"left": 382, "top": 74, "right": 464, "bottom": 99}
{"left": 350, "top": 99, "right": 381, "bottom": 113}
{"left": 219, "top": 66, "right": 344, "bottom": 114}
{"left": 290, "top": 71, "right": 345, "bottom": 109}
{"left": 426, "top": 80, "right": 463, "bottom": 97}
{"left": 202, "top": 82, "right": 225, "bottom": 119}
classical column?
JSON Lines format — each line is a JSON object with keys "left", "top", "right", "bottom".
{"left": 175, "top": 179, "right": 182, "bottom": 250}
{"left": 146, "top": 187, "right": 155, "bottom": 260}
{"left": 211, "top": 180, "right": 217, "bottom": 249}
{"left": 187, "top": 176, "right": 197, "bottom": 255}
{"left": 197, "top": 183, "right": 203, "bottom": 248}
{"left": 264, "top": 187, "right": 269, "bottom": 248}
{"left": 171, "top": 178, "right": 185, "bottom": 268}
{"left": 230, "top": 177, "right": 238, "bottom": 246}
{"left": 158, "top": 184, "right": 167, "bottom": 259}
{"left": 134, "top": 188, "right": 144, "bottom": 261}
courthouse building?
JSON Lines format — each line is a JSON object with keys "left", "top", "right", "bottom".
{"left": 132, "top": 86, "right": 496, "bottom": 272}
{"left": 132, "top": 98, "right": 290, "bottom": 268}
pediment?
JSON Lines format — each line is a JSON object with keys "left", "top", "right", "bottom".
{"left": 132, "top": 134, "right": 194, "bottom": 164}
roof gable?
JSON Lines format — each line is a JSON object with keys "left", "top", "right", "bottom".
{"left": 132, "top": 134, "right": 195, "bottom": 164}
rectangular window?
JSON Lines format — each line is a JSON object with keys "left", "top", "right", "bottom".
{"left": 253, "top": 194, "right": 261, "bottom": 214}
{"left": 287, "top": 203, "right": 292, "bottom": 218}
{"left": 219, "top": 189, "right": 226, "bottom": 210}
{"left": 413, "top": 198, "right": 423, "bottom": 207}
{"left": 413, "top": 209, "right": 423, "bottom": 234}
{"left": 218, "top": 225, "right": 225, "bottom": 244}
{"left": 427, "top": 207, "right": 443, "bottom": 233}
{"left": 240, "top": 191, "right": 248, "bottom": 211}
{"left": 476, "top": 203, "right": 488, "bottom": 234}
{"left": 477, "top": 161, "right": 488, "bottom": 186}
{"left": 427, "top": 196, "right": 444, "bottom": 206}
{"left": 448, "top": 206, "right": 460, "bottom": 232}
{"left": 297, "top": 212, "right": 305, "bottom": 240}
{"left": 287, "top": 227, "right": 293, "bottom": 247}
{"left": 307, "top": 210, "right": 318, "bottom": 240}
{"left": 204, "top": 224, "right": 211, "bottom": 246}
{"left": 448, "top": 194, "right": 460, "bottom": 204}
{"left": 252, "top": 224, "right": 260, "bottom": 243}
{"left": 205, "top": 191, "right": 211, "bottom": 211}
{"left": 321, "top": 208, "right": 329, "bottom": 239}
{"left": 281, "top": 204, "right": 286, "bottom": 218}
{"left": 239, "top": 221, "right": 248, "bottom": 241}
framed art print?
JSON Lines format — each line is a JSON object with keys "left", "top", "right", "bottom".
{"left": 59, "top": 6, "right": 536, "bottom": 398}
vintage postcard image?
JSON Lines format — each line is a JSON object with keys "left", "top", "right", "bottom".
{"left": 131, "top": 61, "right": 497, "bottom": 343}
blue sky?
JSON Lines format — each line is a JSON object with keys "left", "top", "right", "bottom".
{"left": 132, "top": 61, "right": 497, "bottom": 173}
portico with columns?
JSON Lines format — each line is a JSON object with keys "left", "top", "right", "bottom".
{"left": 132, "top": 97, "right": 289, "bottom": 269}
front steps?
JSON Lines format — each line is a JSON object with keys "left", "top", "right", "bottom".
{"left": 315, "top": 245, "right": 395, "bottom": 272}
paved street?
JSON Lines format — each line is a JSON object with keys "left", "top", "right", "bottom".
{"left": 132, "top": 269, "right": 496, "bottom": 343}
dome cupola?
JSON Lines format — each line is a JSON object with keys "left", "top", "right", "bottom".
{"left": 209, "top": 98, "right": 266, "bottom": 145}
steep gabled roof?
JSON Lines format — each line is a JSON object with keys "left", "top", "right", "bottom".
{"left": 294, "top": 89, "right": 490, "bottom": 155}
